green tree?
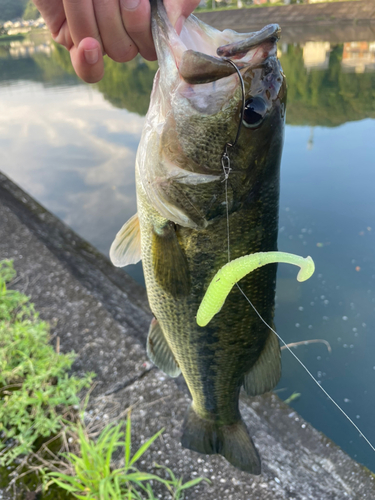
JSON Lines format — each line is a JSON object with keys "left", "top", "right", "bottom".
{"left": 97, "top": 57, "right": 158, "bottom": 116}
{"left": 0, "top": 46, "right": 80, "bottom": 88}
{"left": 49, "top": 44, "right": 156, "bottom": 114}
{"left": 23, "top": 0, "right": 40, "bottom": 20}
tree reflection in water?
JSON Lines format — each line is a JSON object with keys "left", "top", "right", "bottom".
{"left": 1, "top": 36, "right": 374, "bottom": 127}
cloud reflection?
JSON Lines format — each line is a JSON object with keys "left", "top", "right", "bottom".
{"left": 0, "top": 82, "right": 143, "bottom": 262}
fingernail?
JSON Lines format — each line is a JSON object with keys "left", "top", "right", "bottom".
{"left": 84, "top": 48, "right": 99, "bottom": 65}
{"left": 174, "top": 15, "right": 186, "bottom": 35}
{"left": 121, "top": 0, "right": 141, "bottom": 11}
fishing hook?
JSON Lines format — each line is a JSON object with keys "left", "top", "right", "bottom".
{"left": 220, "top": 59, "right": 246, "bottom": 181}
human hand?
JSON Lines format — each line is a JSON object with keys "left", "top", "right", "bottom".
{"left": 33, "top": 0, "right": 201, "bottom": 83}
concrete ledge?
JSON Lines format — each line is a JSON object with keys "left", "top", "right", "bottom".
{"left": 1, "top": 170, "right": 375, "bottom": 499}
{"left": 197, "top": 1, "right": 375, "bottom": 43}
{"left": 0, "top": 172, "right": 151, "bottom": 343}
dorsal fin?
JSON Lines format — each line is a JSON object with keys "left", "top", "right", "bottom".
{"left": 110, "top": 213, "right": 141, "bottom": 267}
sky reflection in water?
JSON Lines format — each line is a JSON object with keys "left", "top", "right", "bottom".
{"left": 0, "top": 82, "right": 144, "bottom": 282}
{"left": 0, "top": 34, "right": 375, "bottom": 471}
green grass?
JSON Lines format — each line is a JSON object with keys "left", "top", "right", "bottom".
{"left": 0, "top": 260, "right": 94, "bottom": 465}
{"left": 47, "top": 413, "right": 209, "bottom": 499}
{"left": 0, "top": 260, "right": 209, "bottom": 499}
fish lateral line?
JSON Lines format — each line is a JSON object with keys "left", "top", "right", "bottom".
{"left": 196, "top": 251, "right": 315, "bottom": 327}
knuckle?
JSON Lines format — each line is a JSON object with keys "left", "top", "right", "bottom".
{"left": 53, "top": 33, "right": 73, "bottom": 51}
{"left": 104, "top": 39, "right": 138, "bottom": 63}
{"left": 52, "top": 22, "right": 73, "bottom": 50}
{"left": 126, "top": 23, "right": 149, "bottom": 36}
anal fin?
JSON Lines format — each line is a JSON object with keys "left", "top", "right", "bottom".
{"left": 147, "top": 318, "right": 181, "bottom": 378}
{"left": 110, "top": 213, "right": 141, "bottom": 267}
{"left": 243, "top": 331, "right": 281, "bottom": 396}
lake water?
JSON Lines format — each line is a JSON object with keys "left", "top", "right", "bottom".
{"left": 1, "top": 28, "right": 375, "bottom": 472}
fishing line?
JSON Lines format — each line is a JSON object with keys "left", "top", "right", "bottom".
{"left": 221, "top": 60, "right": 375, "bottom": 454}
{"left": 221, "top": 58, "right": 246, "bottom": 263}
{"left": 236, "top": 284, "right": 375, "bottom": 454}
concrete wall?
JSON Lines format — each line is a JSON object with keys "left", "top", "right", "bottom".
{"left": 197, "top": 0, "right": 375, "bottom": 32}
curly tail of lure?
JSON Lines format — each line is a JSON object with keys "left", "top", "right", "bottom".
{"left": 196, "top": 251, "right": 314, "bottom": 327}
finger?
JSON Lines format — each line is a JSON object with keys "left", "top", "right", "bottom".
{"left": 120, "top": 0, "right": 156, "bottom": 61}
{"left": 70, "top": 37, "right": 105, "bottom": 83}
{"left": 33, "top": 0, "right": 66, "bottom": 37}
{"left": 93, "top": 0, "right": 138, "bottom": 63}
{"left": 33, "top": 0, "right": 73, "bottom": 50}
{"left": 63, "top": 0, "right": 103, "bottom": 52}
{"left": 53, "top": 18, "right": 73, "bottom": 50}
{"left": 164, "top": 0, "right": 201, "bottom": 34}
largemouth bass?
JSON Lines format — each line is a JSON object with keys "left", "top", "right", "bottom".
{"left": 111, "top": 0, "right": 286, "bottom": 474}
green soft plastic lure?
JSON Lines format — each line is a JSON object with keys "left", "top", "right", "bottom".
{"left": 197, "top": 251, "right": 315, "bottom": 327}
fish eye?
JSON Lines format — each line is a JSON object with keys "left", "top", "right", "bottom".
{"left": 243, "top": 97, "right": 267, "bottom": 129}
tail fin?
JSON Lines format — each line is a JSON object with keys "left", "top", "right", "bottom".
{"left": 181, "top": 404, "right": 261, "bottom": 475}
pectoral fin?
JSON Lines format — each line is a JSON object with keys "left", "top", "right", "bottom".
{"left": 152, "top": 222, "right": 191, "bottom": 298}
{"left": 243, "top": 331, "right": 281, "bottom": 396}
{"left": 147, "top": 318, "right": 181, "bottom": 378}
{"left": 110, "top": 213, "right": 141, "bottom": 267}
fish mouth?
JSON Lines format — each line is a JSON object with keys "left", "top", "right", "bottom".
{"left": 141, "top": 1, "right": 285, "bottom": 230}
{"left": 151, "top": 0, "right": 280, "bottom": 86}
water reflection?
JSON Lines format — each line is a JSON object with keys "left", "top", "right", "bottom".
{"left": 278, "top": 43, "right": 375, "bottom": 126}
{"left": 342, "top": 41, "right": 375, "bottom": 73}
{"left": 0, "top": 80, "right": 144, "bottom": 280}
{"left": 297, "top": 40, "right": 375, "bottom": 74}
{"left": 55, "top": 38, "right": 375, "bottom": 126}
{"left": 0, "top": 37, "right": 80, "bottom": 88}
{"left": 2, "top": 35, "right": 375, "bottom": 126}
{"left": 301, "top": 41, "right": 331, "bottom": 70}
{"left": 8, "top": 40, "right": 53, "bottom": 59}
{"left": 0, "top": 27, "right": 375, "bottom": 471}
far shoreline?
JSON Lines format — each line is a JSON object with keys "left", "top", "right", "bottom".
{"left": 196, "top": 0, "right": 375, "bottom": 31}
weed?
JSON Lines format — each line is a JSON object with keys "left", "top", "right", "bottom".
{"left": 47, "top": 412, "right": 210, "bottom": 499}
{"left": 284, "top": 392, "right": 301, "bottom": 405}
{"left": 0, "top": 260, "right": 94, "bottom": 465}
{"left": 0, "top": 260, "right": 208, "bottom": 499}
